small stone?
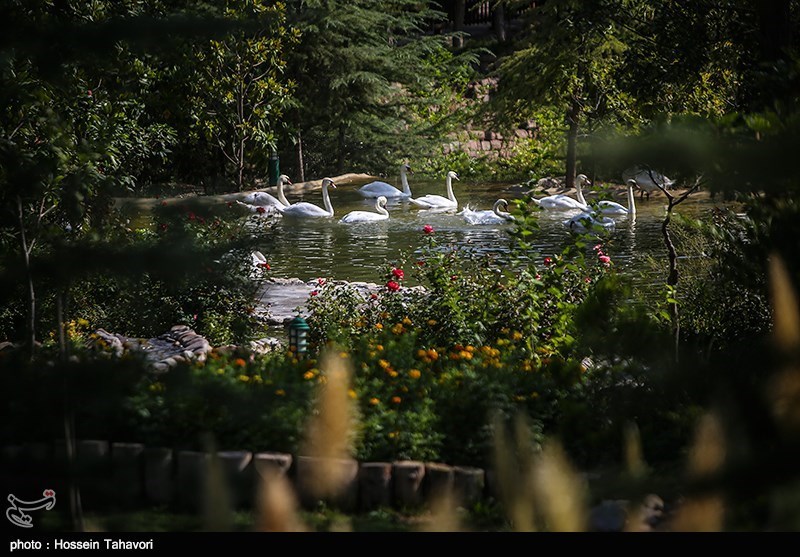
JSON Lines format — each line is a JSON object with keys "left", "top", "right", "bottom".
{"left": 152, "top": 362, "right": 169, "bottom": 372}
{"left": 163, "top": 357, "right": 178, "bottom": 368}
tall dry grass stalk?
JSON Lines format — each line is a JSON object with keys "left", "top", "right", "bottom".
{"left": 299, "top": 350, "right": 355, "bottom": 499}
{"left": 671, "top": 412, "right": 726, "bottom": 531}
{"left": 420, "top": 490, "right": 461, "bottom": 532}
{"left": 254, "top": 468, "right": 306, "bottom": 532}
{"left": 768, "top": 254, "right": 800, "bottom": 432}
{"left": 624, "top": 421, "right": 647, "bottom": 479}
{"left": 492, "top": 413, "right": 536, "bottom": 531}
{"left": 532, "top": 440, "right": 588, "bottom": 532}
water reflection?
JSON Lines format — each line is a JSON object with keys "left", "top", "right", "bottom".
{"left": 258, "top": 179, "right": 722, "bottom": 291}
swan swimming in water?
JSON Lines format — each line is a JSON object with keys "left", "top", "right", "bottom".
{"left": 357, "top": 164, "right": 413, "bottom": 198}
{"left": 339, "top": 196, "right": 390, "bottom": 223}
{"left": 531, "top": 174, "right": 591, "bottom": 211}
{"left": 596, "top": 180, "right": 637, "bottom": 216}
{"left": 563, "top": 211, "right": 616, "bottom": 234}
{"left": 277, "top": 178, "right": 337, "bottom": 218}
{"left": 409, "top": 171, "right": 460, "bottom": 209}
{"left": 241, "top": 174, "right": 293, "bottom": 208}
{"left": 622, "top": 167, "right": 674, "bottom": 199}
{"left": 460, "top": 199, "right": 515, "bottom": 225}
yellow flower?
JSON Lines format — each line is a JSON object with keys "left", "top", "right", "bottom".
{"left": 388, "top": 370, "right": 398, "bottom": 378}
{"left": 409, "top": 369, "right": 421, "bottom": 379}
{"left": 77, "top": 318, "right": 90, "bottom": 327}
{"left": 511, "top": 331, "right": 523, "bottom": 341}
{"left": 148, "top": 382, "right": 164, "bottom": 393}
{"left": 303, "top": 371, "right": 314, "bottom": 380}
{"left": 402, "top": 317, "right": 413, "bottom": 326}
{"left": 355, "top": 320, "right": 364, "bottom": 328}
{"left": 497, "top": 339, "right": 508, "bottom": 346}
{"left": 481, "top": 345, "right": 492, "bottom": 355}
{"left": 369, "top": 397, "right": 380, "bottom": 406}
{"left": 234, "top": 358, "right": 247, "bottom": 367}
{"left": 380, "top": 312, "right": 389, "bottom": 319}
{"left": 275, "top": 389, "right": 286, "bottom": 396}
{"left": 427, "top": 319, "right": 437, "bottom": 326}
{"left": 376, "top": 345, "right": 384, "bottom": 352}
{"left": 238, "top": 375, "right": 250, "bottom": 382}
{"left": 388, "top": 431, "right": 397, "bottom": 439}
{"left": 401, "top": 386, "right": 409, "bottom": 392}
{"left": 391, "top": 323, "right": 404, "bottom": 335}
{"left": 339, "top": 352, "right": 349, "bottom": 359}
{"left": 348, "top": 389, "right": 357, "bottom": 399}
{"left": 375, "top": 323, "right": 383, "bottom": 330}
{"left": 459, "top": 350, "right": 472, "bottom": 360}
{"left": 252, "top": 375, "right": 263, "bottom": 383}
{"left": 465, "top": 345, "right": 475, "bottom": 353}
{"left": 500, "top": 327, "right": 510, "bottom": 335}
{"left": 417, "top": 349, "right": 427, "bottom": 359}
{"left": 530, "top": 392, "right": 540, "bottom": 399}
{"left": 391, "top": 396, "right": 402, "bottom": 404}
{"left": 379, "top": 359, "right": 391, "bottom": 369}
{"left": 216, "top": 368, "right": 225, "bottom": 375}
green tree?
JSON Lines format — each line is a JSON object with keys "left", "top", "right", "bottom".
{"left": 192, "top": 0, "right": 296, "bottom": 190}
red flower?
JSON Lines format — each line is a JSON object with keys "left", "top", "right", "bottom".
{"left": 310, "top": 290, "right": 318, "bottom": 297}
{"left": 543, "top": 257, "right": 553, "bottom": 266}
{"left": 317, "top": 278, "right": 326, "bottom": 286}
{"left": 188, "top": 212, "right": 196, "bottom": 221}
{"left": 227, "top": 201, "right": 233, "bottom": 207}
{"left": 198, "top": 217, "right": 206, "bottom": 224}
{"left": 535, "top": 274, "right": 542, "bottom": 280}
{"left": 386, "top": 280, "right": 401, "bottom": 292}
{"left": 584, "top": 276, "right": 592, "bottom": 283}
{"left": 391, "top": 268, "right": 404, "bottom": 280}
{"left": 259, "top": 263, "right": 270, "bottom": 270}
{"left": 256, "top": 206, "right": 266, "bottom": 214}
{"left": 423, "top": 225, "right": 434, "bottom": 234}
{"left": 450, "top": 275, "right": 458, "bottom": 281}
{"left": 160, "top": 201, "right": 167, "bottom": 207}
{"left": 87, "top": 90, "right": 92, "bottom": 97}
{"left": 370, "top": 293, "right": 378, "bottom": 300}
{"left": 416, "top": 260, "right": 425, "bottom": 267}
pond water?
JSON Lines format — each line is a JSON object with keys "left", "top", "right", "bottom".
{"left": 258, "top": 178, "right": 723, "bottom": 292}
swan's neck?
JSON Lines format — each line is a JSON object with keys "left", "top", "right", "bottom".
{"left": 322, "top": 185, "right": 334, "bottom": 216}
{"left": 376, "top": 202, "right": 389, "bottom": 217}
{"left": 575, "top": 179, "right": 587, "bottom": 205}
{"left": 277, "top": 181, "right": 290, "bottom": 207}
{"left": 400, "top": 168, "right": 411, "bottom": 195}
{"left": 445, "top": 176, "right": 456, "bottom": 203}
{"left": 493, "top": 200, "right": 509, "bottom": 219}
{"left": 627, "top": 185, "right": 636, "bottom": 215}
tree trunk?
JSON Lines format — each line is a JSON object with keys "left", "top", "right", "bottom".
{"left": 297, "top": 129, "right": 306, "bottom": 182}
{"left": 662, "top": 202, "right": 680, "bottom": 360}
{"left": 17, "top": 196, "right": 35, "bottom": 359}
{"left": 237, "top": 139, "right": 246, "bottom": 191}
{"left": 454, "top": 0, "right": 466, "bottom": 48}
{"left": 565, "top": 102, "right": 580, "bottom": 190}
{"left": 492, "top": 4, "right": 507, "bottom": 43}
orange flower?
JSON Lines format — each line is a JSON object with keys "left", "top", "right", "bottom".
{"left": 369, "top": 397, "right": 380, "bottom": 406}
{"left": 275, "top": 389, "right": 286, "bottom": 396}
{"left": 234, "top": 358, "right": 247, "bottom": 367}
{"left": 391, "top": 396, "right": 402, "bottom": 404}
{"left": 409, "top": 369, "right": 421, "bottom": 379}
{"left": 427, "top": 348, "right": 438, "bottom": 361}
{"left": 303, "top": 371, "right": 314, "bottom": 380}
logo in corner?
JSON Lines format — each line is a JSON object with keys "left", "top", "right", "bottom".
{"left": 6, "top": 490, "right": 56, "bottom": 528}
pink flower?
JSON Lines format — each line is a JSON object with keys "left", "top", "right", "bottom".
{"left": 544, "top": 257, "right": 553, "bottom": 266}
{"left": 593, "top": 244, "right": 603, "bottom": 252}
{"left": 423, "top": 225, "right": 434, "bottom": 234}
{"left": 391, "top": 268, "right": 404, "bottom": 280}
{"left": 386, "top": 280, "right": 401, "bottom": 292}
{"left": 256, "top": 206, "right": 266, "bottom": 214}
{"left": 87, "top": 90, "right": 92, "bottom": 97}
{"left": 450, "top": 275, "right": 458, "bottom": 281}
{"left": 584, "top": 277, "right": 591, "bottom": 284}
{"left": 599, "top": 255, "right": 611, "bottom": 266}
{"left": 535, "top": 274, "right": 542, "bottom": 280}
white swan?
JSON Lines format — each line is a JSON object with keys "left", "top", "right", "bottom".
{"left": 339, "top": 196, "right": 390, "bottom": 223}
{"left": 622, "top": 167, "right": 674, "bottom": 199}
{"left": 563, "top": 211, "right": 615, "bottom": 234}
{"left": 531, "top": 174, "right": 591, "bottom": 211}
{"left": 277, "top": 177, "right": 336, "bottom": 218}
{"left": 409, "top": 171, "right": 459, "bottom": 209}
{"left": 460, "top": 199, "right": 515, "bottom": 225}
{"left": 596, "top": 180, "right": 637, "bottom": 216}
{"left": 241, "top": 175, "right": 293, "bottom": 208}
{"left": 357, "top": 164, "right": 413, "bottom": 198}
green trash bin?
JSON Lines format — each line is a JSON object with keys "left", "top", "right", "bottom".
{"left": 268, "top": 149, "right": 280, "bottom": 187}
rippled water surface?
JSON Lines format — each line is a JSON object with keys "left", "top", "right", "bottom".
{"left": 256, "top": 178, "right": 726, "bottom": 292}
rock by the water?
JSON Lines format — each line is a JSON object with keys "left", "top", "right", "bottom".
{"left": 89, "top": 326, "right": 212, "bottom": 371}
